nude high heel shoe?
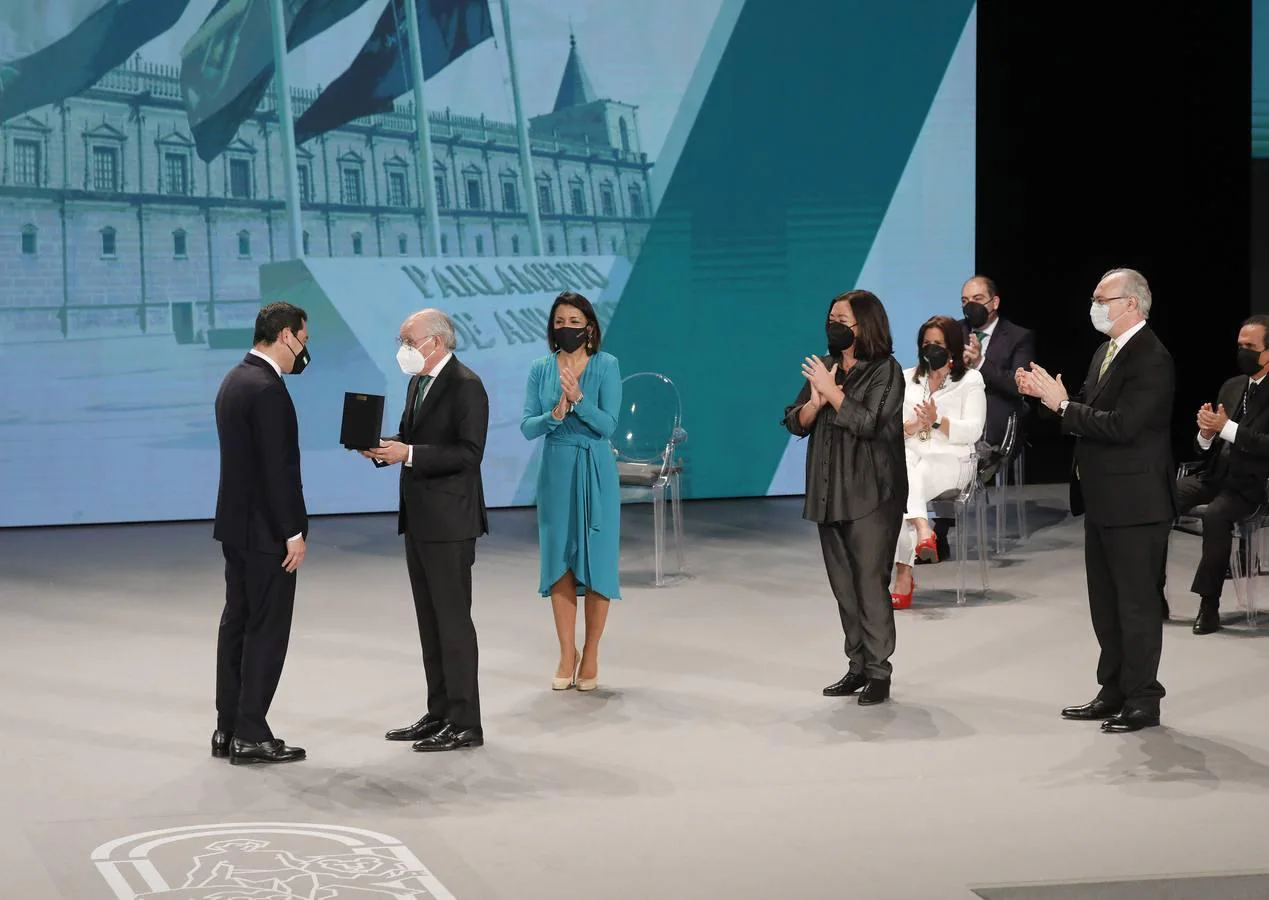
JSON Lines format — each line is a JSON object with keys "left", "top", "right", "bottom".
{"left": 552, "top": 648, "right": 580, "bottom": 691}
{"left": 576, "top": 653, "right": 598, "bottom": 692}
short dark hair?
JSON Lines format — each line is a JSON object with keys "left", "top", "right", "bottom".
{"left": 966, "top": 275, "right": 999, "bottom": 298}
{"left": 254, "top": 301, "right": 307, "bottom": 346}
{"left": 547, "top": 290, "right": 602, "bottom": 355}
{"left": 1242, "top": 314, "right": 1269, "bottom": 344}
{"left": 827, "top": 290, "right": 893, "bottom": 362}
{"left": 914, "top": 314, "right": 968, "bottom": 382}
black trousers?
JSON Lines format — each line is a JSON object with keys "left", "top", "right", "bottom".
{"left": 1174, "top": 475, "right": 1260, "bottom": 602}
{"left": 817, "top": 497, "right": 905, "bottom": 679}
{"left": 1084, "top": 519, "right": 1170, "bottom": 713}
{"left": 405, "top": 534, "right": 481, "bottom": 730}
{"left": 216, "top": 543, "right": 296, "bottom": 742}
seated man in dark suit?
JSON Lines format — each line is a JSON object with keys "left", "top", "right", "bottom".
{"left": 1173, "top": 314, "right": 1269, "bottom": 634}
{"left": 927, "top": 275, "right": 1036, "bottom": 560}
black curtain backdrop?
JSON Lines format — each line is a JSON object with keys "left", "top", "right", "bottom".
{"left": 1254, "top": 158, "right": 1269, "bottom": 312}
{"left": 977, "top": 0, "right": 1251, "bottom": 484}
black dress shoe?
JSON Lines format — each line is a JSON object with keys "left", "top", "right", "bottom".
{"left": 857, "top": 678, "right": 891, "bottom": 706}
{"left": 385, "top": 714, "right": 446, "bottom": 742}
{"left": 229, "top": 737, "right": 306, "bottom": 765}
{"left": 412, "top": 724, "right": 483, "bottom": 752}
{"left": 211, "top": 730, "right": 233, "bottom": 759}
{"left": 1101, "top": 708, "right": 1160, "bottom": 733}
{"left": 1060, "top": 698, "right": 1123, "bottom": 720}
{"left": 823, "top": 672, "right": 867, "bottom": 697}
{"left": 1193, "top": 602, "right": 1222, "bottom": 635}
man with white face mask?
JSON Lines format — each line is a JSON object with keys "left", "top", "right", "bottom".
{"left": 364, "top": 309, "right": 490, "bottom": 752}
{"left": 1016, "top": 268, "right": 1175, "bottom": 734}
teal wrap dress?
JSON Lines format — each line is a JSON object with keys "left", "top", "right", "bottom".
{"left": 520, "top": 351, "right": 623, "bottom": 600}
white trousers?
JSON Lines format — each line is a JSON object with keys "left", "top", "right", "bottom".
{"left": 894, "top": 446, "right": 971, "bottom": 567}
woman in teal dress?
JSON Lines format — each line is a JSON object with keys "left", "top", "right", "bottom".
{"left": 520, "top": 291, "right": 623, "bottom": 693}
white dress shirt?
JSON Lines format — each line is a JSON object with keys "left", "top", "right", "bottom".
{"left": 248, "top": 348, "right": 302, "bottom": 543}
{"left": 404, "top": 352, "right": 453, "bottom": 468}
{"left": 249, "top": 347, "right": 281, "bottom": 377}
{"left": 1111, "top": 318, "right": 1147, "bottom": 351}
{"left": 1197, "top": 373, "right": 1265, "bottom": 451}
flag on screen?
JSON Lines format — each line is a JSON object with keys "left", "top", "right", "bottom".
{"left": 181, "top": 0, "right": 373, "bottom": 162}
{"left": 294, "top": 0, "right": 493, "bottom": 145}
{"left": 0, "top": 0, "right": 192, "bottom": 122}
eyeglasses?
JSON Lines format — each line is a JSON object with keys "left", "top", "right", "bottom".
{"left": 1091, "top": 295, "right": 1130, "bottom": 306}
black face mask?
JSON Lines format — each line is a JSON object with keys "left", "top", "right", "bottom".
{"left": 1237, "top": 347, "right": 1265, "bottom": 377}
{"left": 963, "top": 301, "right": 990, "bottom": 330}
{"left": 922, "top": 343, "right": 950, "bottom": 371}
{"left": 553, "top": 325, "right": 589, "bottom": 353}
{"left": 285, "top": 334, "right": 310, "bottom": 375}
{"left": 826, "top": 321, "right": 855, "bottom": 354}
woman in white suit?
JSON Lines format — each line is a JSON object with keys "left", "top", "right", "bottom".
{"left": 891, "top": 314, "right": 986, "bottom": 608}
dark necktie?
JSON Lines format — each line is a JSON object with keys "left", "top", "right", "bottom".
{"left": 411, "top": 374, "right": 433, "bottom": 424}
{"left": 1244, "top": 381, "right": 1258, "bottom": 418}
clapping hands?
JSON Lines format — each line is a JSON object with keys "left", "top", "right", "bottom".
{"left": 1015, "top": 362, "right": 1068, "bottom": 411}
{"left": 1197, "top": 403, "right": 1229, "bottom": 439}
{"left": 802, "top": 356, "right": 840, "bottom": 400}
{"left": 559, "top": 364, "right": 582, "bottom": 403}
{"left": 964, "top": 333, "right": 981, "bottom": 367}
{"left": 914, "top": 398, "right": 937, "bottom": 427}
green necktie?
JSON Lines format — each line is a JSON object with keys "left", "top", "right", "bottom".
{"left": 1097, "top": 340, "right": 1118, "bottom": 381}
{"left": 411, "top": 374, "right": 433, "bottom": 422}
{"left": 1076, "top": 340, "right": 1118, "bottom": 481}
{"left": 973, "top": 330, "right": 987, "bottom": 344}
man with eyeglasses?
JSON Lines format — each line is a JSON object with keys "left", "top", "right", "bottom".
{"left": 365, "top": 309, "right": 490, "bottom": 753}
{"left": 1016, "top": 268, "right": 1175, "bottom": 734}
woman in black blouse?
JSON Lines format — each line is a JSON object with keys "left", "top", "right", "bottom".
{"left": 784, "top": 290, "right": 907, "bottom": 705}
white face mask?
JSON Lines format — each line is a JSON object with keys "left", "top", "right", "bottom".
{"left": 396, "top": 340, "right": 432, "bottom": 375}
{"left": 1089, "top": 300, "right": 1125, "bottom": 335}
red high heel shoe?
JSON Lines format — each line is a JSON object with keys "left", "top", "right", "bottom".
{"left": 915, "top": 535, "right": 939, "bottom": 563}
{"left": 891, "top": 583, "right": 915, "bottom": 609}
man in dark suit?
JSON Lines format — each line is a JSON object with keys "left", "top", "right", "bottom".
{"left": 960, "top": 275, "right": 1036, "bottom": 446}
{"left": 927, "top": 276, "right": 1036, "bottom": 560}
{"left": 212, "top": 301, "right": 310, "bottom": 765}
{"left": 367, "top": 309, "right": 489, "bottom": 752}
{"left": 1017, "top": 267, "right": 1175, "bottom": 734}
{"left": 1173, "top": 315, "right": 1269, "bottom": 634}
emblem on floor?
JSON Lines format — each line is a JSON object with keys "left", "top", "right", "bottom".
{"left": 91, "top": 822, "right": 456, "bottom": 898}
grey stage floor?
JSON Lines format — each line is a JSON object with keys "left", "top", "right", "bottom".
{"left": 4, "top": 489, "right": 1269, "bottom": 900}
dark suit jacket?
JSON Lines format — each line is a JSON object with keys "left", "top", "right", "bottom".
{"left": 1196, "top": 374, "right": 1269, "bottom": 505}
{"left": 214, "top": 353, "right": 307, "bottom": 553}
{"left": 962, "top": 315, "right": 1035, "bottom": 446}
{"left": 383, "top": 356, "right": 489, "bottom": 541}
{"left": 1061, "top": 325, "right": 1175, "bottom": 526}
